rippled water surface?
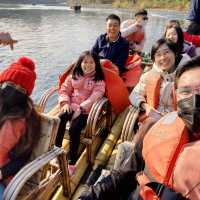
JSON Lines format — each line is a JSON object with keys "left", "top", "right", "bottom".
{"left": 0, "top": 4, "right": 187, "bottom": 102}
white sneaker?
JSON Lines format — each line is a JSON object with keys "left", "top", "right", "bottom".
{"left": 68, "top": 164, "right": 76, "bottom": 176}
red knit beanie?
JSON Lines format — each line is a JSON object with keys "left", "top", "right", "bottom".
{"left": 0, "top": 56, "right": 36, "bottom": 96}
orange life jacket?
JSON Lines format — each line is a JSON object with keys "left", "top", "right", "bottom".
{"left": 126, "top": 53, "right": 142, "bottom": 69}
{"left": 125, "top": 24, "right": 145, "bottom": 44}
{"left": 122, "top": 53, "right": 142, "bottom": 88}
{"left": 137, "top": 112, "right": 189, "bottom": 199}
{"left": 101, "top": 61, "right": 130, "bottom": 114}
{"left": 138, "top": 70, "right": 176, "bottom": 123}
{"left": 144, "top": 71, "right": 176, "bottom": 110}
{"left": 145, "top": 71, "right": 161, "bottom": 109}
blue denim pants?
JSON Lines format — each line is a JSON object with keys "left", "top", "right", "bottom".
{"left": 0, "top": 183, "right": 5, "bottom": 200}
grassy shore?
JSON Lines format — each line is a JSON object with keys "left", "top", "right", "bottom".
{"left": 112, "top": 0, "right": 190, "bottom": 11}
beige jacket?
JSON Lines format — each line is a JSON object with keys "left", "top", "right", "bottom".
{"left": 129, "top": 63, "right": 174, "bottom": 114}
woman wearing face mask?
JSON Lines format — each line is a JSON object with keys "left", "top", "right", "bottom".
{"left": 164, "top": 25, "right": 196, "bottom": 58}
{"left": 137, "top": 56, "right": 200, "bottom": 200}
{"left": 121, "top": 9, "right": 148, "bottom": 53}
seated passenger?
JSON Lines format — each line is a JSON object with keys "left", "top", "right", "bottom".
{"left": 164, "top": 23, "right": 196, "bottom": 58}
{"left": 0, "top": 57, "right": 40, "bottom": 199}
{"left": 129, "top": 38, "right": 178, "bottom": 122}
{"left": 120, "top": 9, "right": 148, "bottom": 54}
{"left": 78, "top": 56, "right": 200, "bottom": 200}
{"left": 137, "top": 56, "right": 200, "bottom": 200}
{"left": 55, "top": 51, "right": 105, "bottom": 175}
{"left": 0, "top": 32, "right": 17, "bottom": 50}
{"left": 165, "top": 19, "right": 200, "bottom": 48}
{"left": 114, "top": 38, "right": 181, "bottom": 171}
{"left": 91, "top": 14, "right": 129, "bottom": 75}
{"left": 119, "top": 9, "right": 148, "bottom": 88}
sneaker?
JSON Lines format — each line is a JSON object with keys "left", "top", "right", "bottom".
{"left": 68, "top": 164, "right": 76, "bottom": 176}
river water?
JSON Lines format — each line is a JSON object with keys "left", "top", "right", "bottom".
{"left": 0, "top": 3, "right": 187, "bottom": 103}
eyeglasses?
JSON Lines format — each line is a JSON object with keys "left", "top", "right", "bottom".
{"left": 176, "top": 86, "right": 200, "bottom": 98}
{"left": 143, "top": 17, "right": 148, "bottom": 21}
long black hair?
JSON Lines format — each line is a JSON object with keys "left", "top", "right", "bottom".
{"left": 0, "top": 84, "right": 41, "bottom": 160}
{"left": 164, "top": 26, "right": 184, "bottom": 56}
{"left": 72, "top": 50, "right": 104, "bottom": 81}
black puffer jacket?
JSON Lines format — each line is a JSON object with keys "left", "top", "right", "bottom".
{"left": 78, "top": 170, "right": 137, "bottom": 200}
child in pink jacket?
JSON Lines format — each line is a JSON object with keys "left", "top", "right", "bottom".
{"left": 56, "top": 51, "right": 105, "bottom": 175}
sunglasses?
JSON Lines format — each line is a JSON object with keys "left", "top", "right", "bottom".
{"left": 143, "top": 17, "right": 148, "bottom": 20}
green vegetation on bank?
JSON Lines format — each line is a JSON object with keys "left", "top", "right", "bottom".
{"left": 113, "top": 0, "right": 190, "bottom": 10}
{"left": 82, "top": 0, "right": 190, "bottom": 11}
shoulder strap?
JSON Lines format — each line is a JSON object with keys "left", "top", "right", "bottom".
{"left": 164, "top": 127, "right": 188, "bottom": 185}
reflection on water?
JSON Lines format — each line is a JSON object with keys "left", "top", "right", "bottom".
{"left": 0, "top": 4, "right": 187, "bottom": 102}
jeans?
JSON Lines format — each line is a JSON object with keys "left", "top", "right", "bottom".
{"left": 0, "top": 183, "right": 5, "bottom": 200}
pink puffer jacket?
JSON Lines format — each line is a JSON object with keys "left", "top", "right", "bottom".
{"left": 58, "top": 73, "right": 105, "bottom": 114}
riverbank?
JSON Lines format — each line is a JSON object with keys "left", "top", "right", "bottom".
{"left": 83, "top": 0, "right": 190, "bottom": 11}
{"left": 114, "top": 0, "right": 190, "bottom": 10}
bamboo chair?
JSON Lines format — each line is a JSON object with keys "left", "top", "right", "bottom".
{"left": 3, "top": 113, "right": 72, "bottom": 200}
{"left": 121, "top": 106, "right": 140, "bottom": 142}
{"left": 121, "top": 60, "right": 153, "bottom": 142}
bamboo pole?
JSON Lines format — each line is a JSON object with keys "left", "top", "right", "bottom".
{"left": 71, "top": 108, "right": 129, "bottom": 199}
{"left": 93, "top": 108, "right": 128, "bottom": 168}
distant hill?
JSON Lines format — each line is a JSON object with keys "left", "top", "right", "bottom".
{"left": 0, "top": 0, "right": 66, "bottom": 4}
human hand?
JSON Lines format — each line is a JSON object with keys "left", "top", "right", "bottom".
{"left": 60, "top": 104, "right": 72, "bottom": 113}
{"left": 141, "top": 103, "right": 162, "bottom": 120}
{"left": 0, "top": 32, "right": 18, "bottom": 50}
